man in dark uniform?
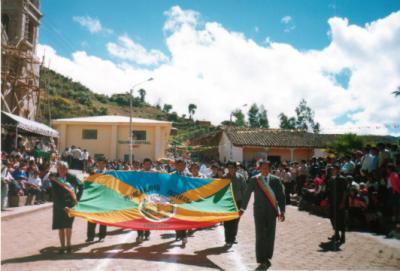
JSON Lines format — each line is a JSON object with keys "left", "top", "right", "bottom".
{"left": 326, "top": 163, "right": 348, "bottom": 246}
{"left": 241, "top": 160, "right": 285, "bottom": 270}
{"left": 171, "top": 158, "right": 190, "bottom": 247}
{"left": 136, "top": 158, "right": 154, "bottom": 242}
{"left": 86, "top": 157, "right": 108, "bottom": 242}
{"left": 224, "top": 160, "right": 246, "bottom": 247}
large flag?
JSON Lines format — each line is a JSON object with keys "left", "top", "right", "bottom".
{"left": 69, "top": 171, "right": 239, "bottom": 230}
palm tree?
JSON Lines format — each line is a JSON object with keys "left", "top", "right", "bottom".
{"left": 188, "top": 103, "right": 197, "bottom": 119}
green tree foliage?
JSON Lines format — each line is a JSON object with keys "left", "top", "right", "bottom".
{"left": 163, "top": 104, "right": 173, "bottom": 113}
{"left": 138, "top": 88, "right": 146, "bottom": 103}
{"left": 232, "top": 109, "right": 246, "bottom": 126}
{"left": 247, "top": 103, "right": 259, "bottom": 127}
{"left": 278, "top": 100, "right": 320, "bottom": 133}
{"left": 258, "top": 105, "right": 269, "bottom": 128}
{"left": 188, "top": 103, "right": 197, "bottom": 119}
{"left": 168, "top": 111, "right": 179, "bottom": 121}
{"left": 247, "top": 103, "right": 269, "bottom": 128}
{"left": 328, "top": 133, "right": 365, "bottom": 156}
{"left": 295, "top": 99, "right": 320, "bottom": 133}
{"left": 278, "top": 113, "right": 296, "bottom": 129}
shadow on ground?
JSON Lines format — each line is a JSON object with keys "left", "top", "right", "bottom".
{"left": 1, "top": 241, "right": 233, "bottom": 270}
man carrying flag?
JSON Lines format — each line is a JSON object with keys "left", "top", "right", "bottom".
{"left": 241, "top": 159, "right": 286, "bottom": 270}
{"left": 86, "top": 156, "right": 108, "bottom": 242}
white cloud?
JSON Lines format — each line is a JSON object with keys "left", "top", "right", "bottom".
{"left": 73, "top": 16, "right": 113, "bottom": 34}
{"left": 281, "top": 15, "right": 296, "bottom": 32}
{"left": 281, "top": 16, "right": 292, "bottom": 24}
{"left": 106, "top": 35, "right": 168, "bottom": 65}
{"left": 37, "top": 7, "right": 400, "bottom": 136}
{"left": 163, "top": 6, "right": 199, "bottom": 32}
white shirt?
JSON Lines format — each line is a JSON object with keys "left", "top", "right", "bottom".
{"left": 28, "top": 175, "right": 42, "bottom": 187}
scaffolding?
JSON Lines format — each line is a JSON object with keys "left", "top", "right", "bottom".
{"left": 1, "top": 39, "right": 41, "bottom": 120}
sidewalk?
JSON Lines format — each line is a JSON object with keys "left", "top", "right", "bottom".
{"left": 1, "top": 170, "right": 87, "bottom": 220}
{"left": 1, "top": 202, "right": 52, "bottom": 220}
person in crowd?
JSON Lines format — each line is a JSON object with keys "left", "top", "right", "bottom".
{"left": 86, "top": 157, "right": 108, "bottom": 242}
{"left": 347, "top": 183, "right": 368, "bottom": 228}
{"left": 51, "top": 161, "right": 83, "bottom": 254}
{"left": 136, "top": 158, "right": 154, "bottom": 242}
{"left": 223, "top": 160, "right": 246, "bottom": 247}
{"left": 387, "top": 164, "right": 400, "bottom": 222}
{"left": 190, "top": 162, "right": 205, "bottom": 178}
{"left": 82, "top": 149, "right": 89, "bottom": 173}
{"left": 1, "top": 161, "right": 14, "bottom": 210}
{"left": 171, "top": 158, "right": 190, "bottom": 247}
{"left": 241, "top": 159, "right": 285, "bottom": 270}
{"left": 326, "top": 164, "right": 348, "bottom": 246}
{"left": 26, "top": 168, "right": 43, "bottom": 204}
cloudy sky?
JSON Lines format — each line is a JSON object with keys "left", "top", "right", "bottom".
{"left": 37, "top": 0, "right": 400, "bottom": 135}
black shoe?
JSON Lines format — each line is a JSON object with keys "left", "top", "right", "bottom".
{"left": 256, "top": 260, "right": 271, "bottom": 270}
{"left": 144, "top": 236, "right": 150, "bottom": 241}
{"left": 66, "top": 247, "right": 72, "bottom": 254}
{"left": 339, "top": 236, "right": 345, "bottom": 244}
{"left": 58, "top": 248, "right": 66, "bottom": 254}
{"left": 98, "top": 237, "right": 105, "bottom": 242}
{"left": 85, "top": 238, "right": 94, "bottom": 243}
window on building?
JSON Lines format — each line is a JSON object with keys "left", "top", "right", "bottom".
{"left": 24, "top": 16, "right": 35, "bottom": 44}
{"left": 82, "top": 129, "right": 98, "bottom": 140}
{"left": 2, "top": 14, "right": 10, "bottom": 37}
{"left": 132, "top": 130, "right": 146, "bottom": 140}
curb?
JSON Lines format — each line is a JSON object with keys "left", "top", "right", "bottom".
{"left": 1, "top": 203, "right": 53, "bottom": 220}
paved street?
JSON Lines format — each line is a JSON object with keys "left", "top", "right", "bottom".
{"left": 2, "top": 202, "right": 400, "bottom": 271}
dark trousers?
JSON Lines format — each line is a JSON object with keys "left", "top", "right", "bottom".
{"left": 175, "top": 230, "right": 187, "bottom": 239}
{"left": 87, "top": 222, "right": 107, "bottom": 239}
{"left": 137, "top": 230, "right": 150, "bottom": 238}
{"left": 224, "top": 200, "right": 241, "bottom": 243}
{"left": 254, "top": 207, "right": 277, "bottom": 263}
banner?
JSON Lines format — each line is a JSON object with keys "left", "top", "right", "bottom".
{"left": 69, "top": 171, "right": 239, "bottom": 230}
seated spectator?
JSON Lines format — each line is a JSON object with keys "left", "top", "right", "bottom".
{"left": 26, "top": 169, "right": 43, "bottom": 204}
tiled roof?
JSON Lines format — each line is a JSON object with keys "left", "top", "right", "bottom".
{"left": 51, "top": 115, "right": 171, "bottom": 125}
{"left": 224, "top": 127, "right": 335, "bottom": 148}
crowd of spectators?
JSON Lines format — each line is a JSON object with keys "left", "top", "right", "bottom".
{"left": 288, "top": 143, "right": 400, "bottom": 236}
{"left": 1, "top": 136, "right": 58, "bottom": 210}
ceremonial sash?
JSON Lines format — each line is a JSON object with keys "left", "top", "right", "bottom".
{"left": 256, "top": 174, "right": 279, "bottom": 216}
{"left": 52, "top": 176, "right": 78, "bottom": 204}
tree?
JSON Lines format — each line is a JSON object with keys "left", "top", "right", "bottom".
{"left": 393, "top": 86, "right": 400, "bottom": 97}
{"left": 232, "top": 109, "right": 246, "bottom": 126}
{"left": 257, "top": 105, "right": 269, "bottom": 128}
{"left": 294, "top": 99, "right": 320, "bottom": 133}
{"left": 138, "top": 88, "right": 146, "bottom": 103}
{"left": 279, "top": 113, "right": 296, "bottom": 129}
{"left": 247, "top": 103, "right": 259, "bottom": 128}
{"left": 188, "top": 103, "right": 197, "bottom": 119}
{"left": 163, "top": 104, "right": 172, "bottom": 113}
{"left": 328, "top": 133, "right": 365, "bottom": 156}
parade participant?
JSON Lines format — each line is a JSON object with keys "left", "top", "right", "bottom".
{"left": 51, "top": 161, "right": 83, "bottom": 254}
{"left": 190, "top": 162, "right": 205, "bottom": 178}
{"left": 223, "top": 160, "right": 246, "bottom": 247}
{"left": 86, "top": 157, "right": 108, "bottom": 242}
{"left": 136, "top": 158, "right": 153, "bottom": 242}
{"left": 326, "top": 164, "right": 348, "bottom": 245}
{"left": 171, "top": 158, "right": 190, "bottom": 247}
{"left": 240, "top": 159, "right": 285, "bottom": 270}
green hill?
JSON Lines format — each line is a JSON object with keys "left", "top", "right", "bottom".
{"left": 37, "top": 67, "right": 217, "bottom": 146}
